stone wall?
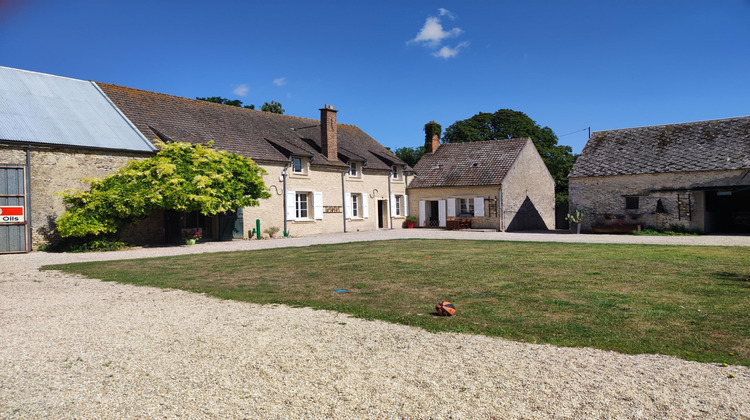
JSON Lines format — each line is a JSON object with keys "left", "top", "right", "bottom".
{"left": 2, "top": 143, "right": 408, "bottom": 248}
{"left": 1, "top": 144, "right": 155, "bottom": 247}
{"left": 569, "top": 169, "right": 750, "bottom": 232}
{"left": 500, "top": 141, "right": 556, "bottom": 230}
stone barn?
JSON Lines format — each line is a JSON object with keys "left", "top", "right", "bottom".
{"left": 569, "top": 116, "right": 750, "bottom": 233}
{"left": 0, "top": 66, "right": 157, "bottom": 253}
{"left": 407, "top": 137, "right": 555, "bottom": 231}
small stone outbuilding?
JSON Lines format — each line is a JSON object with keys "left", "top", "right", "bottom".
{"left": 407, "top": 137, "right": 555, "bottom": 231}
{"left": 569, "top": 116, "right": 750, "bottom": 233}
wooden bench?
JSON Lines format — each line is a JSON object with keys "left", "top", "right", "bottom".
{"left": 446, "top": 218, "right": 472, "bottom": 230}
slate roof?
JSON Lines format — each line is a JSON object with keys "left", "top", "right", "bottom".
{"left": 0, "top": 67, "right": 155, "bottom": 152}
{"left": 409, "top": 138, "right": 530, "bottom": 188}
{"left": 570, "top": 116, "right": 750, "bottom": 178}
{"left": 96, "top": 83, "right": 407, "bottom": 171}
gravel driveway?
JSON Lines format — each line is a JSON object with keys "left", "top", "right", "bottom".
{"left": 2, "top": 230, "right": 749, "bottom": 418}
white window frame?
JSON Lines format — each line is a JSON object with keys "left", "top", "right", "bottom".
{"left": 391, "top": 165, "right": 400, "bottom": 180}
{"left": 459, "top": 198, "right": 474, "bottom": 216}
{"left": 351, "top": 193, "right": 360, "bottom": 218}
{"left": 394, "top": 195, "right": 402, "bottom": 216}
{"left": 291, "top": 156, "right": 307, "bottom": 175}
{"left": 348, "top": 161, "right": 360, "bottom": 178}
{"left": 295, "top": 192, "right": 309, "bottom": 219}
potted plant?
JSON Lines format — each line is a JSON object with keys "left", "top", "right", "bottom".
{"left": 264, "top": 226, "right": 280, "bottom": 238}
{"left": 405, "top": 216, "right": 416, "bottom": 229}
{"left": 182, "top": 228, "right": 202, "bottom": 245}
{"left": 565, "top": 210, "right": 584, "bottom": 234}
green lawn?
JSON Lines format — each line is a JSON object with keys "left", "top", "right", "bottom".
{"left": 43, "top": 239, "right": 750, "bottom": 365}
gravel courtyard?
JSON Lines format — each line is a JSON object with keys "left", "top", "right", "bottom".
{"left": 2, "top": 230, "right": 749, "bottom": 418}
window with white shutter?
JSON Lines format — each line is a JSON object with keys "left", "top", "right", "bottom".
{"left": 286, "top": 191, "right": 296, "bottom": 220}
{"left": 474, "top": 196, "right": 485, "bottom": 217}
{"left": 313, "top": 191, "right": 323, "bottom": 220}
{"left": 447, "top": 198, "right": 456, "bottom": 217}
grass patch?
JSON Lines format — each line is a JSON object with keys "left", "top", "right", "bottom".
{"left": 43, "top": 239, "right": 750, "bottom": 365}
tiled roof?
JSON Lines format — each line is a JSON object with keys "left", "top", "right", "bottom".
{"left": 409, "top": 138, "right": 530, "bottom": 188}
{"left": 570, "top": 116, "right": 750, "bottom": 178}
{"left": 96, "top": 83, "right": 407, "bottom": 171}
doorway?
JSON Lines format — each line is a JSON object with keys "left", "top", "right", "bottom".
{"left": 705, "top": 190, "right": 750, "bottom": 233}
{"left": 377, "top": 200, "right": 386, "bottom": 228}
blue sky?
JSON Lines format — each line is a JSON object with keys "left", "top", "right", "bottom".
{"left": 1, "top": 1, "right": 749, "bottom": 154}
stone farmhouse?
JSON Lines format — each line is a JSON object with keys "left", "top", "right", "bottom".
{"left": 0, "top": 66, "right": 410, "bottom": 252}
{"left": 99, "top": 84, "right": 411, "bottom": 243}
{"left": 569, "top": 116, "right": 750, "bottom": 233}
{"left": 406, "top": 135, "right": 555, "bottom": 231}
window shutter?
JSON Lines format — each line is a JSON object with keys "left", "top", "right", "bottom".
{"left": 404, "top": 195, "right": 409, "bottom": 217}
{"left": 313, "top": 191, "right": 323, "bottom": 220}
{"left": 345, "top": 193, "right": 352, "bottom": 219}
{"left": 362, "top": 194, "right": 369, "bottom": 218}
{"left": 447, "top": 198, "right": 456, "bottom": 217}
{"left": 390, "top": 194, "right": 396, "bottom": 216}
{"left": 286, "top": 191, "right": 296, "bottom": 220}
{"left": 474, "top": 196, "right": 485, "bottom": 217}
{"left": 438, "top": 199, "right": 447, "bottom": 227}
{"left": 418, "top": 200, "right": 425, "bottom": 227}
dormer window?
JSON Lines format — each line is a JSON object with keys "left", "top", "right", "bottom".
{"left": 292, "top": 156, "right": 308, "bottom": 175}
{"left": 348, "top": 161, "right": 360, "bottom": 178}
{"left": 391, "top": 165, "right": 401, "bottom": 180}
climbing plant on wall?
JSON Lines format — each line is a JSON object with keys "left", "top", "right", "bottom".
{"left": 56, "top": 141, "right": 270, "bottom": 237}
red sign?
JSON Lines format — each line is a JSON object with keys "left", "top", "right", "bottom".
{"left": 0, "top": 206, "right": 25, "bottom": 223}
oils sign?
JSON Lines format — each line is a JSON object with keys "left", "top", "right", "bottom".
{"left": 0, "top": 206, "right": 25, "bottom": 224}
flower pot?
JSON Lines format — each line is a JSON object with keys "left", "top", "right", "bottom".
{"left": 572, "top": 223, "right": 581, "bottom": 234}
{"left": 406, "top": 221, "right": 415, "bottom": 229}
{"left": 185, "top": 238, "right": 197, "bottom": 245}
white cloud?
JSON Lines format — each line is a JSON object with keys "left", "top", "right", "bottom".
{"left": 273, "top": 77, "right": 287, "bottom": 87}
{"left": 408, "top": 9, "right": 467, "bottom": 59}
{"left": 438, "top": 8, "right": 455, "bottom": 20}
{"left": 233, "top": 84, "right": 249, "bottom": 97}
{"left": 408, "top": 15, "right": 462, "bottom": 48}
{"left": 432, "top": 42, "right": 469, "bottom": 59}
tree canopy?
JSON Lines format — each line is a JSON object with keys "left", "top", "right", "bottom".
{"left": 196, "top": 97, "right": 285, "bottom": 114}
{"left": 443, "top": 109, "right": 577, "bottom": 202}
{"left": 261, "top": 100, "right": 285, "bottom": 114}
{"left": 394, "top": 145, "right": 425, "bottom": 168}
{"left": 394, "top": 121, "right": 441, "bottom": 167}
{"left": 56, "top": 142, "right": 270, "bottom": 238}
{"left": 196, "top": 96, "right": 255, "bottom": 109}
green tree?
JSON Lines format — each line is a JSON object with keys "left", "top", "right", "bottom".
{"left": 443, "top": 109, "right": 577, "bottom": 202}
{"left": 261, "top": 100, "right": 285, "bottom": 114}
{"left": 394, "top": 146, "right": 425, "bottom": 168}
{"left": 56, "top": 142, "right": 270, "bottom": 237}
{"left": 196, "top": 96, "right": 255, "bottom": 109}
{"left": 394, "top": 121, "right": 442, "bottom": 167}
{"left": 424, "top": 120, "right": 442, "bottom": 144}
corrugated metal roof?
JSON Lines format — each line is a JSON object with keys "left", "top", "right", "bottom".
{"left": 0, "top": 66, "right": 156, "bottom": 152}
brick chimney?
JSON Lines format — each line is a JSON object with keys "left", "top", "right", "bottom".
{"left": 320, "top": 104, "right": 338, "bottom": 160}
{"left": 426, "top": 134, "right": 440, "bottom": 153}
